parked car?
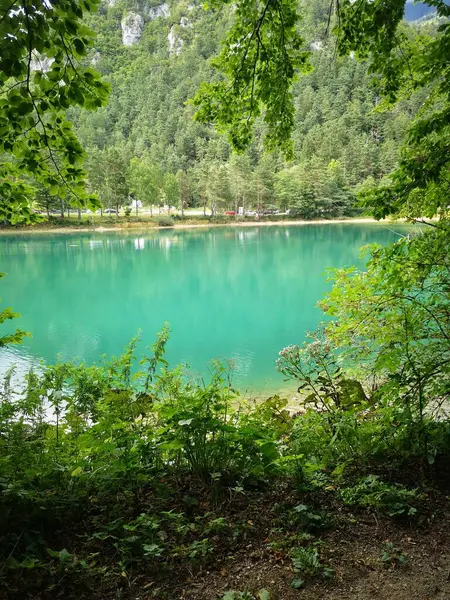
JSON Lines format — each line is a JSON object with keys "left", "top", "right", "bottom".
{"left": 224, "top": 211, "right": 236, "bottom": 216}
{"left": 245, "top": 210, "right": 258, "bottom": 217}
{"left": 104, "top": 208, "right": 117, "bottom": 214}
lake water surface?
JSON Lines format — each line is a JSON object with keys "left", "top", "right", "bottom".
{"left": 0, "top": 223, "right": 418, "bottom": 394}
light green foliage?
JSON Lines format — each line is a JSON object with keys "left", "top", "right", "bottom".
{"left": 229, "top": 153, "right": 254, "bottom": 212}
{"left": 322, "top": 225, "right": 450, "bottom": 448}
{"left": 277, "top": 328, "right": 367, "bottom": 413}
{"left": 101, "top": 146, "right": 130, "bottom": 211}
{"left": 0, "top": 0, "right": 110, "bottom": 223}
{"left": 0, "top": 274, "right": 29, "bottom": 346}
{"left": 291, "top": 546, "right": 334, "bottom": 580}
{"left": 193, "top": 0, "right": 310, "bottom": 156}
{"left": 163, "top": 171, "right": 180, "bottom": 207}
{"left": 340, "top": 475, "right": 420, "bottom": 517}
{"left": 206, "top": 160, "right": 233, "bottom": 215}
{"left": 155, "top": 215, "right": 175, "bottom": 226}
{"left": 275, "top": 160, "right": 355, "bottom": 218}
{"left": 335, "top": 1, "right": 450, "bottom": 220}
{"left": 128, "top": 154, "right": 164, "bottom": 213}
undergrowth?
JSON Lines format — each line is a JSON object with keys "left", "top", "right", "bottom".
{"left": 0, "top": 327, "right": 448, "bottom": 599}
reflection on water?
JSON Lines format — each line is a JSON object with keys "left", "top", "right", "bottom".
{"left": 0, "top": 224, "right": 420, "bottom": 392}
{"left": 0, "top": 344, "right": 43, "bottom": 384}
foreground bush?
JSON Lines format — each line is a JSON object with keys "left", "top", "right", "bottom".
{"left": 0, "top": 315, "right": 448, "bottom": 598}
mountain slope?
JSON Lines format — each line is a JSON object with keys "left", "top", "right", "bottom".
{"left": 67, "top": 0, "right": 429, "bottom": 214}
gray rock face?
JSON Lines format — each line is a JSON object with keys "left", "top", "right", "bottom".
{"left": 168, "top": 25, "right": 184, "bottom": 56}
{"left": 146, "top": 2, "right": 169, "bottom": 19}
{"left": 310, "top": 40, "right": 323, "bottom": 51}
{"left": 91, "top": 51, "right": 101, "bottom": 66}
{"left": 121, "top": 12, "right": 144, "bottom": 46}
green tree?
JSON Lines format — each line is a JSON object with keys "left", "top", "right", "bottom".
{"left": 85, "top": 146, "right": 107, "bottom": 215}
{"left": 321, "top": 225, "right": 450, "bottom": 455}
{"left": 35, "top": 185, "right": 63, "bottom": 218}
{"left": 0, "top": 0, "right": 110, "bottom": 223}
{"left": 275, "top": 159, "right": 353, "bottom": 218}
{"left": 163, "top": 172, "right": 180, "bottom": 213}
{"left": 128, "top": 156, "right": 164, "bottom": 216}
{"left": 229, "top": 153, "right": 254, "bottom": 216}
{"left": 206, "top": 161, "right": 232, "bottom": 215}
{"left": 102, "top": 147, "right": 130, "bottom": 216}
{"left": 177, "top": 170, "right": 190, "bottom": 217}
{"left": 192, "top": 0, "right": 311, "bottom": 156}
{"left": 253, "top": 155, "right": 277, "bottom": 216}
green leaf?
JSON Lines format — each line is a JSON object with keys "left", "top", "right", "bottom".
{"left": 290, "top": 578, "right": 305, "bottom": 589}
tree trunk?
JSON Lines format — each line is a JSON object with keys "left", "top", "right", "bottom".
{"left": 116, "top": 204, "right": 119, "bottom": 217}
{"left": 135, "top": 203, "right": 138, "bottom": 217}
{"left": 60, "top": 201, "right": 64, "bottom": 218}
{"left": 77, "top": 208, "right": 81, "bottom": 219}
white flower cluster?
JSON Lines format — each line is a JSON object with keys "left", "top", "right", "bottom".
{"left": 278, "top": 345, "right": 299, "bottom": 358}
{"left": 276, "top": 345, "right": 301, "bottom": 371}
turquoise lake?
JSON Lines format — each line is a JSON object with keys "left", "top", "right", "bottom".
{"left": 0, "top": 223, "right": 418, "bottom": 394}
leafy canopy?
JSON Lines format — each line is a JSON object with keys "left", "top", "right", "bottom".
{"left": 195, "top": 0, "right": 450, "bottom": 221}
{"left": 0, "top": 0, "right": 110, "bottom": 224}
{"left": 192, "top": 0, "right": 312, "bottom": 158}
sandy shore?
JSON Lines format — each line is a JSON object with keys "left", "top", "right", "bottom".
{"left": 0, "top": 217, "right": 407, "bottom": 235}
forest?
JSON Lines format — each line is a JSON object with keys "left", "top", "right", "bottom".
{"left": 19, "top": 0, "right": 437, "bottom": 220}
{"left": 0, "top": 0, "right": 449, "bottom": 599}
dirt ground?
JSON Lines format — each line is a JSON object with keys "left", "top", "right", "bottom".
{"left": 128, "top": 490, "right": 450, "bottom": 600}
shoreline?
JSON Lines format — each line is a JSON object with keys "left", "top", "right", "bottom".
{"left": 0, "top": 216, "right": 410, "bottom": 235}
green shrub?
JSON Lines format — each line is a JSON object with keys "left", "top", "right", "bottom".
{"left": 155, "top": 215, "right": 174, "bottom": 226}
{"left": 380, "top": 542, "right": 408, "bottom": 567}
{"left": 340, "top": 475, "right": 420, "bottom": 517}
{"left": 290, "top": 503, "right": 330, "bottom": 532}
{"left": 291, "top": 546, "right": 334, "bottom": 580}
{"left": 155, "top": 371, "right": 284, "bottom": 483}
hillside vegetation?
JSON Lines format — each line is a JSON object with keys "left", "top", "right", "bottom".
{"left": 53, "top": 0, "right": 430, "bottom": 219}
